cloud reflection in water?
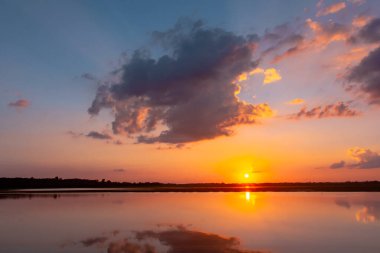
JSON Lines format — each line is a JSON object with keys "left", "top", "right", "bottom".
{"left": 335, "top": 196, "right": 380, "bottom": 223}
{"left": 79, "top": 226, "right": 269, "bottom": 253}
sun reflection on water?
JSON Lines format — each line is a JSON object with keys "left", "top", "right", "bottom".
{"left": 244, "top": 191, "right": 256, "bottom": 206}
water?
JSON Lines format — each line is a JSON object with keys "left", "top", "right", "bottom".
{"left": 0, "top": 192, "right": 379, "bottom": 253}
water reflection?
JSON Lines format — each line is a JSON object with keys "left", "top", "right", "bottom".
{"left": 245, "top": 191, "right": 251, "bottom": 201}
{"left": 1, "top": 192, "right": 380, "bottom": 253}
{"left": 78, "top": 226, "right": 269, "bottom": 253}
{"left": 335, "top": 194, "right": 380, "bottom": 223}
{"left": 0, "top": 193, "right": 92, "bottom": 199}
{"left": 244, "top": 192, "right": 256, "bottom": 206}
{"left": 356, "top": 207, "right": 376, "bottom": 223}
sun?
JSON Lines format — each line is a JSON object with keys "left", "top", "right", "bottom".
{"left": 244, "top": 173, "right": 250, "bottom": 179}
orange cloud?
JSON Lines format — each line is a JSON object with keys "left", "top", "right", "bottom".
{"left": 273, "top": 19, "right": 350, "bottom": 63}
{"left": 306, "top": 19, "right": 350, "bottom": 46}
{"left": 332, "top": 46, "right": 372, "bottom": 70}
{"left": 235, "top": 73, "right": 248, "bottom": 82}
{"left": 244, "top": 67, "right": 282, "bottom": 85}
{"left": 286, "top": 98, "right": 305, "bottom": 105}
{"left": 317, "top": 2, "right": 346, "bottom": 17}
{"left": 263, "top": 68, "right": 282, "bottom": 84}
{"left": 248, "top": 68, "right": 264, "bottom": 75}
{"left": 352, "top": 15, "right": 372, "bottom": 27}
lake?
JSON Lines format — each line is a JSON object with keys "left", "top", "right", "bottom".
{"left": 1, "top": 192, "right": 379, "bottom": 253}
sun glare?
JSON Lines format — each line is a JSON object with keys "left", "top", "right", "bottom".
{"left": 244, "top": 173, "right": 250, "bottom": 179}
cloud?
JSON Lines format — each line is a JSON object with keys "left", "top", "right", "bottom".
{"left": 317, "top": 2, "right": 346, "bottom": 17}
{"left": 289, "top": 101, "right": 360, "bottom": 120}
{"left": 348, "top": 147, "right": 380, "bottom": 169}
{"left": 113, "top": 168, "right": 125, "bottom": 172}
{"left": 330, "top": 160, "right": 346, "bottom": 169}
{"left": 350, "top": 18, "right": 380, "bottom": 44}
{"left": 8, "top": 99, "right": 30, "bottom": 108}
{"left": 237, "top": 67, "right": 282, "bottom": 85}
{"left": 259, "top": 23, "right": 306, "bottom": 63}
{"left": 306, "top": 19, "right": 350, "bottom": 46}
{"left": 66, "top": 130, "right": 83, "bottom": 138}
{"left": 349, "top": 0, "right": 366, "bottom": 6}
{"left": 332, "top": 46, "right": 372, "bottom": 70}
{"left": 86, "top": 131, "right": 112, "bottom": 140}
{"left": 80, "top": 236, "right": 108, "bottom": 247}
{"left": 346, "top": 46, "right": 380, "bottom": 105}
{"left": 330, "top": 147, "right": 380, "bottom": 169}
{"left": 261, "top": 23, "right": 304, "bottom": 58}
{"left": 352, "top": 15, "right": 372, "bottom": 28}
{"left": 81, "top": 73, "right": 97, "bottom": 81}
{"left": 88, "top": 19, "right": 274, "bottom": 144}
{"left": 271, "top": 19, "right": 350, "bottom": 63}
{"left": 67, "top": 130, "right": 121, "bottom": 145}
{"left": 107, "top": 239, "right": 156, "bottom": 253}
{"left": 262, "top": 68, "right": 282, "bottom": 84}
{"left": 344, "top": 18, "right": 380, "bottom": 105}
{"left": 286, "top": 98, "right": 305, "bottom": 105}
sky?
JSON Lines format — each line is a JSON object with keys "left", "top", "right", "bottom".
{"left": 1, "top": 0, "right": 380, "bottom": 183}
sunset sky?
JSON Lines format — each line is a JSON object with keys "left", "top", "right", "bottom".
{"left": 1, "top": 0, "right": 380, "bottom": 183}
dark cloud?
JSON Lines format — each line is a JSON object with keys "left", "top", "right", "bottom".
{"left": 86, "top": 131, "right": 112, "bottom": 140}
{"left": 350, "top": 18, "right": 380, "bottom": 44}
{"left": 81, "top": 73, "right": 97, "bottom": 81}
{"left": 8, "top": 99, "right": 29, "bottom": 108}
{"left": 289, "top": 101, "right": 359, "bottom": 120}
{"left": 67, "top": 130, "right": 119, "bottom": 144}
{"left": 345, "top": 18, "right": 380, "bottom": 105}
{"left": 88, "top": 19, "right": 273, "bottom": 144}
{"left": 157, "top": 143, "right": 187, "bottom": 150}
{"left": 330, "top": 160, "right": 346, "bottom": 169}
{"left": 107, "top": 239, "right": 156, "bottom": 253}
{"left": 346, "top": 46, "right": 380, "bottom": 105}
{"left": 80, "top": 236, "right": 108, "bottom": 247}
{"left": 113, "top": 168, "right": 125, "bottom": 172}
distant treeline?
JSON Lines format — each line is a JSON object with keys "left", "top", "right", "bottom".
{"left": 1, "top": 177, "right": 380, "bottom": 192}
{"left": 0, "top": 177, "right": 167, "bottom": 189}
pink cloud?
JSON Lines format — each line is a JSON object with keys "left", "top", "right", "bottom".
{"left": 8, "top": 99, "right": 30, "bottom": 108}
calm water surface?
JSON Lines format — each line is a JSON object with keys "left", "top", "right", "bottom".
{"left": 1, "top": 192, "right": 379, "bottom": 253}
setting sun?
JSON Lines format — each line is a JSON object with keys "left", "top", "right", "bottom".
{"left": 244, "top": 173, "right": 250, "bottom": 179}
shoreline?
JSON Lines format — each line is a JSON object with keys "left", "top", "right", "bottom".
{"left": 2, "top": 186, "right": 380, "bottom": 193}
